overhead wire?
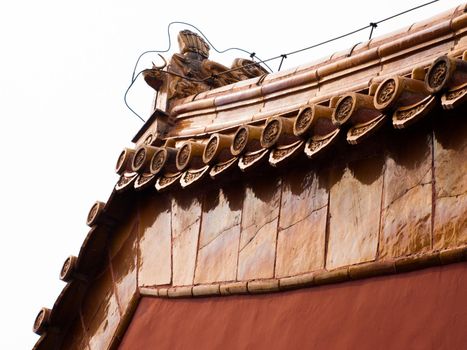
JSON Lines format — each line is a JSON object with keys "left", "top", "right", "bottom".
{"left": 125, "top": 0, "right": 439, "bottom": 122}
{"left": 125, "top": 21, "right": 273, "bottom": 122}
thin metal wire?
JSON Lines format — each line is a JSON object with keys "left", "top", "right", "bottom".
{"left": 369, "top": 23, "right": 378, "bottom": 40}
{"left": 124, "top": 71, "right": 146, "bottom": 122}
{"left": 278, "top": 55, "right": 287, "bottom": 72}
{"left": 125, "top": 0, "right": 440, "bottom": 122}
{"left": 131, "top": 21, "right": 273, "bottom": 82}
{"left": 375, "top": 0, "right": 439, "bottom": 25}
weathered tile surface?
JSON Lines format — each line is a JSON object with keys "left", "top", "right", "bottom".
{"left": 138, "top": 194, "right": 172, "bottom": 286}
{"left": 238, "top": 218, "right": 278, "bottom": 280}
{"left": 279, "top": 167, "right": 328, "bottom": 228}
{"left": 433, "top": 114, "right": 467, "bottom": 249}
{"left": 326, "top": 156, "right": 383, "bottom": 269}
{"left": 60, "top": 317, "right": 89, "bottom": 350}
{"left": 195, "top": 225, "right": 241, "bottom": 283}
{"left": 275, "top": 167, "right": 328, "bottom": 278}
{"left": 379, "top": 129, "right": 432, "bottom": 258}
{"left": 276, "top": 208, "right": 327, "bottom": 277}
{"left": 434, "top": 194, "right": 467, "bottom": 248}
{"left": 238, "top": 177, "right": 281, "bottom": 280}
{"left": 195, "top": 187, "right": 242, "bottom": 283}
{"left": 380, "top": 184, "right": 432, "bottom": 258}
{"left": 171, "top": 193, "right": 202, "bottom": 286}
{"left": 81, "top": 268, "right": 121, "bottom": 350}
{"left": 110, "top": 220, "right": 138, "bottom": 314}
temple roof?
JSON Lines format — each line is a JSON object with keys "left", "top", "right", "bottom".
{"left": 33, "top": 4, "right": 467, "bottom": 349}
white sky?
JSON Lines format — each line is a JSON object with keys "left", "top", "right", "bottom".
{"left": 0, "top": 0, "right": 462, "bottom": 348}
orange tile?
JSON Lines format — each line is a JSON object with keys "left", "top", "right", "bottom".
{"left": 60, "top": 317, "right": 89, "bottom": 350}
{"left": 110, "top": 221, "right": 138, "bottom": 315}
{"left": 275, "top": 208, "right": 327, "bottom": 278}
{"left": 237, "top": 178, "right": 281, "bottom": 280}
{"left": 326, "top": 156, "right": 383, "bottom": 269}
{"left": 81, "top": 268, "right": 121, "bottom": 350}
{"left": 171, "top": 192, "right": 202, "bottom": 285}
{"left": 194, "top": 186, "right": 243, "bottom": 283}
{"left": 138, "top": 194, "right": 172, "bottom": 286}
{"left": 275, "top": 166, "right": 329, "bottom": 278}
{"left": 433, "top": 111, "right": 467, "bottom": 249}
{"left": 378, "top": 127, "right": 433, "bottom": 259}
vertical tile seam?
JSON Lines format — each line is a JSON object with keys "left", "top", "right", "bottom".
{"left": 193, "top": 193, "right": 204, "bottom": 285}
{"left": 79, "top": 306, "right": 91, "bottom": 350}
{"left": 108, "top": 244, "right": 124, "bottom": 317}
{"left": 323, "top": 173, "right": 331, "bottom": 270}
{"left": 169, "top": 196, "right": 174, "bottom": 286}
{"left": 431, "top": 123, "right": 436, "bottom": 250}
{"left": 376, "top": 159, "right": 387, "bottom": 260}
{"left": 235, "top": 185, "right": 246, "bottom": 281}
{"left": 273, "top": 178, "right": 284, "bottom": 278}
{"left": 135, "top": 199, "right": 141, "bottom": 289}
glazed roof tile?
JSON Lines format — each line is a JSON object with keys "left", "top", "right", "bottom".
{"left": 33, "top": 5, "right": 467, "bottom": 349}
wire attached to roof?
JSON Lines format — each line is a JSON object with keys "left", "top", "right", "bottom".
{"left": 125, "top": 0, "right": 439, "bottom": 123}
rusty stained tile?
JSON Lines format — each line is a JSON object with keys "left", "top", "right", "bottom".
{"left": 194, "top": 186, "right": 243, "bottom": 284}
{"left": 60, "top": 317, "right": 89, "bottom": 350}
{"left": 279, "top": 167, "right": 329, "bottom": 228}
{"left": 110, "top": 220, "right": 138, "bottom": 315}
{"left": 105, "top": 211, "right": 138, "bottom": 315}
{"left": 169, "top": 113, "right": 216, "bottom": 136}
{"left": 275, "top": 209, "right": 327, "bottom": 278}
{"left": 379, "top": 128, "right": 433, "bottom": 259}
{"left": 237, "top": 177, "right": 281, "bottom": 280}
{"left": 214, "top": 86, "right": 262, "bottom": 107}
{"left": 433, "top": 110, "right": 467, "bottom": 250}
{"left": 318, "top": 65, "right": 380, "bottom": 96}
{"left": 262, "top": 66, "right": 298, "bottom": 83}
{"left": 195, "top": 226, "right": 240, "bottom": 284}
{"left": 380, "top": 184, "right": 432, "bottom": 258}
{"left": 379, "top": 39, "right": 455, "bottom": 78}
{"left": 81, "top": 268, "right": 121, "bottom": 350}
{"left": 275, "top": 167, "right": 329, "bottom": 278}
{"left": 171, "top": 192, "right": 202, "bottom": 286}
{"left": 433, "top": 194, "right": 467, "bottom": 249}
{"left": 378, "top": 20, "right": 452, "bottom": 58}
{"left": 408, "top": 6, "right": 462, "bottom": 33}
{"left": 317, "top": 49, "right": 379, "bottom": 80}
{"left": 260, "top": 88, "right": 316, "bottom": 113}
{"left": 326, "top": 156, "right": 384, "bottom": 270}
{"left": 138, "top": 194, "right": 172, "bottom": 287}
{"left": 367, "top": 25, "right": 412, "bottom": 51}
{"left": 213, "top": 102, "right": 262, "bottom": 124}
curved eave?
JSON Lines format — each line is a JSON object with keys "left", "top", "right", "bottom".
{"left": 33, "top": 5, "right": 467, "bottom": 349}
{"left": 167, "top": 5, "right": 466, "bottom": 139}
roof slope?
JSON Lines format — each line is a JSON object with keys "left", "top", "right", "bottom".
{"left": 33, "top": 4, "right": 467, "bottom": 349}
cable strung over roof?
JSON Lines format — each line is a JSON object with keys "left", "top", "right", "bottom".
{"left": 125, "top": 0, "right": 441, "bottom": 122}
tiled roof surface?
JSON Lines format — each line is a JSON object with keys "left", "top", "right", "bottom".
{"left": 33, "top": 5, "right": 467, "bottom": 350}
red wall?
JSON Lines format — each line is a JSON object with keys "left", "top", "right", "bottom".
{"left": 120, "top": 263, "right": 467, "bottom": 350}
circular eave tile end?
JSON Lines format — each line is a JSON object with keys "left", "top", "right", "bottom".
{"left": 131, "top": 146, "right": 147, "bottom": 172}
{"left": 59, "top": 255, "right": 77, "bottom": 282}
{"left": 261, "top": 118, "right": 282, "bottom": 149}
{"left": 115, "top": 148, "right": 136, "bottom": 174}
{"left": 374, "top": 77, "right": 399, "bottom": 111}
{"left": 231, "top": 126, "right": 249, "bottom": 156}
{"left": 425, "top": 56, "right": 451, "bottom": 94}
{"left": 86, "top": 201, "right": 105, "bottom": 227}
{"left": 203, "top": 134, "right": 220, "bottom": 164}
{"left": 332, "top": 95, "right": 356, "bottom": 126}
{"left": 176, "top": 143, "right": 191, "bottom": 171}
{"left": 293, "top": 107, "right": 314, "bottom": 137}
{"left": 150, "top": 148, "right": 168, "bottom": 175}
{"left": 33, "top": 307, "right": 51, "bottom": 335}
